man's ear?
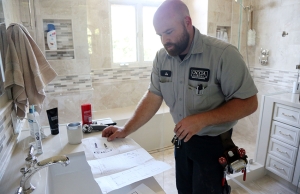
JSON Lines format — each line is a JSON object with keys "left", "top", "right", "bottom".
{"left": 184, "top": 16, "right": 192, "bottom": 27}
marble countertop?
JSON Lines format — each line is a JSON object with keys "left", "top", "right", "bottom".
{"left": 0, "top": 125, "right": 101, "bottom": 194}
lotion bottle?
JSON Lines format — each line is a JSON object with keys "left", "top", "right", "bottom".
{"left": 28, "top": 105, "right": 43, "bottom": 154}
{"left": 47, "top": 24, "right": 57, "bottom": 50}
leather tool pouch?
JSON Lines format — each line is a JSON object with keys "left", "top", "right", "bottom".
{"left": 219, "top": 129, "right": 248, "bottom": 174}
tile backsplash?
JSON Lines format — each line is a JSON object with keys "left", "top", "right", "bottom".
{"left": 0, "top": 101, "right": 17, "bottom": 181}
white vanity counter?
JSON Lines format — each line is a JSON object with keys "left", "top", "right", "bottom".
{"left": 256, "top": 92, "right": 300, "bottom": 188}
{"left": 0, "top": 125, "right": 166, "bottom": 194}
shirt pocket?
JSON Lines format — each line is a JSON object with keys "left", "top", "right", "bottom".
{"left": 160, "top": 81, "right": 175, "bottom": 108}
{"left": 187, "top": 84, "right": 210, "bottom": 111}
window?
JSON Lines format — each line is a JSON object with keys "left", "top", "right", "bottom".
{"left": 110, "top": 1, "right": 163, "bottom": 66}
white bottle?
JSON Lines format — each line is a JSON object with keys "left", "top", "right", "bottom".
{"left": 27, "top": 107, "right": 35, "bottom": 138}
{"left": 28, "top": 105, "right": 43, "bottom": 154}
{"left": 33, "top": 109, "right": 47, "bottom": 139}
{"left": 47, "top": 24, "right": 57, "bottom": 50}
{"left": 223, "top": 30, "right": 228, "bottom": 42}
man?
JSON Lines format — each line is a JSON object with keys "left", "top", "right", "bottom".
{"left": 102, "top": 0, "right": 258, "bottom": 193}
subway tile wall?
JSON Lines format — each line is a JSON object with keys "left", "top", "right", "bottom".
{"left": 0, "top": 101, "right": 17, "bottom": 181}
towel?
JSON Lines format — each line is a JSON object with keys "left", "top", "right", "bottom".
{"left": 4, "top": 23, "right": 57, "bottom": 118}
{"left": 0, "top": 23, "right": 7, "bottom": 96}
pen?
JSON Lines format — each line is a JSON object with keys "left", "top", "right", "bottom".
{"left": 104, "top": 143, "right": 108, "bottom": 149}
{"left": 196, "top": 84, "right": 203, "bottom": 94}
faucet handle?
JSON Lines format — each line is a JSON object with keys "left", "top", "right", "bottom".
{"left": 25, "top": 145, "right": 35, "bottom": 161}
{"left": 20, "top": 168, "right": 26, "bottom": 175}
{"left": 15, "top": 186, "right": 23, "bottom": 194}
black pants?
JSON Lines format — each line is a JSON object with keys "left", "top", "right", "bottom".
{"left": 175, "top": 134, "right": 226, "bottom": 194}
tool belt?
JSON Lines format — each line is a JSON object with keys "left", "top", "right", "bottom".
{"left": 219, "top": 129, "right": 248, "bottom": 185}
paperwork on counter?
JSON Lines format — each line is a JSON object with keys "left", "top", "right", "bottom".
{"left": 126, "top": 183, "right": 156, "bottom": 194}
{"left": 82, "top": 137, "right": 171, "bottom": 194}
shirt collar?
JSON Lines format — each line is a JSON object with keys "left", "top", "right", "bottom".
{"left": 189, "top": 26, "right": 204, "bottom": 55}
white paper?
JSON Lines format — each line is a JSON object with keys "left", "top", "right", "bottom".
{"left": 87, "top": 148, "right": 153, "bottom": 177}
{"left": 82, "top": 137, "right": 141, "bottom": 160}
{"left": 126, "top": 183, "right": 156, "bottom": 194}
{"left": 95, "top": 160, "right": 171, "bottom": 194}
{"left": 82, "top": 137, "right": 171, "bottom": 194}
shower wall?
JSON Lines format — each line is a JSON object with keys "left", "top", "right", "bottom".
{"left": 250, "top": 0, "right": 300, "bottom": 71}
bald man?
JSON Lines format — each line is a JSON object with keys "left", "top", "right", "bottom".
{"left": 103, "top": 0, "right": 258, "bottom": 193}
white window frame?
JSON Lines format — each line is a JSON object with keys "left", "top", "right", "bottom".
{"left": 109, "top": 0, "right": 163, "bottom": 67}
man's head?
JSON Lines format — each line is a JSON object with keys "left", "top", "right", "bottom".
{"left": 153, "top": 0, "right": 194, "bottom": 56}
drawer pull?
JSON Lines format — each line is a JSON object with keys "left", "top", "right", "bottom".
{"left": 276, "top": 148, "right": 288, "bottom": 155}
{"left": 279, "top": 131, "right": 291, "bottom": 137}
{"left": 282, "top": 113, "right": 295, "bottom": 118}
{"left": 273, "top": 164, "right": 284, "bottom": 171}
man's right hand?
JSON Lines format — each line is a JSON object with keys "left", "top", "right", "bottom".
{"left": 102, "top": 126, "right": 127, "bottom": 141}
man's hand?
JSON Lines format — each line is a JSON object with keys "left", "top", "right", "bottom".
{"left": 102, "top": 126, "right": 127, "bottom": 141}
{"left": 174, "top": 114, "right": 203, "bottom": 142}
{"left": 174, "top": 95, "right": 258, "bottom": 142}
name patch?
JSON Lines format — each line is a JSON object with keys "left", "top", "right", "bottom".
{"left": 160, "top": 70, "right": 172, "bottom": 77}
{"left": 189, "top": 68, "right": 210, "bottom": 82}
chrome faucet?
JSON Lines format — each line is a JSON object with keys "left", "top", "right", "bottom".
{"left": 17, "top": 145, "right": 70, "bottom": 194}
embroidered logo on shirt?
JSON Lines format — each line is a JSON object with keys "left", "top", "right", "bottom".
{"left": 160, "top": 70, "right": 172, "bottom": 77}
{"left": 189, "top": 68, "right": 210, "bottom": 82}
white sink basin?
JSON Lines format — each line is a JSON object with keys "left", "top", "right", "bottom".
{"left": 46, "top": 151, "right": 101, "bottom": 194}
{"left": 45, "top": 151, "right": 165, "bottom": 194}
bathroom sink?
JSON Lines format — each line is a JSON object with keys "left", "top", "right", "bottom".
{"left": 45, "top": 151, "right": 166, "bottom": 194}
{"left": 46, "top": 151, "right": 101, "bottom": 194}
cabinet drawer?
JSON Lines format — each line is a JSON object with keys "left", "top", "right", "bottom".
{"left": 266, "top": 154, "right": 295, "bottom": 182}
{"left": 273, "top": 103, "right": 300, "bottom": 127}
{"left": 271, "top": 121, "right": 300, "bottom": 147}
{"left": 268, "top": 138, "right": 297, "bottom": 164}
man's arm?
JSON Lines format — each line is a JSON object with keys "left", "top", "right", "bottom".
{"left": 102, "top": 90, "right": 163, "bottom": 141}
{"left": 175, "top": 94, "right": 258, "bottom": 142}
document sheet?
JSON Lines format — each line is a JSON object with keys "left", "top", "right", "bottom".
{"left": 82, "top": 137, "right": 171, "bottom": 194}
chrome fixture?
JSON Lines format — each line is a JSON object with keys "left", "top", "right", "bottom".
{"left": 17, "top": 145, "right": 70, "bottom": 194}
{"left": 259, "top": 48, "right": 269, "bottom": 66}
{"left": 282, "top": 31, "right": 288, "bottom": 37}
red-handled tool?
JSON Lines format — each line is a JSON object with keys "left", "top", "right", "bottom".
{"left": 242, "top": 168, "right": 246, "bottom": 181}
{"left": 238, "top": 148, "right": 246, "bottom": 158}
{"left": 219, "top": 157, "right": 227, "bottom": 186}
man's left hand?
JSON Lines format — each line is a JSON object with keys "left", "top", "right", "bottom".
{"left": 174, "top": 115, "right": 204, "bottom": 142}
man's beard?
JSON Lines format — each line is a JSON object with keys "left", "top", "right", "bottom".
{"left": 164, "top": 26, "right": 190, "bottom": 56}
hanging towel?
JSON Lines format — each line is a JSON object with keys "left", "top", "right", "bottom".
{"left": 4, "top": 23, "right": 57, "bottom": 118}
{"left": 0, "top": 23, "right": 7, "bottom": 96}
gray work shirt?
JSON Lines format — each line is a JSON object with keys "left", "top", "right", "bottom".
{"left": 149, "top": 27, "right": 258, "bottom": 136}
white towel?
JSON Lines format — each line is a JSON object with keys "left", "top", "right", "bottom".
{"left": 4, "top": 23, "right": 57, "bottom": 118}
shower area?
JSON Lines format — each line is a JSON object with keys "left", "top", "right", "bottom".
{"left": 206, "top": 0, "right": 255, "bottom": 68}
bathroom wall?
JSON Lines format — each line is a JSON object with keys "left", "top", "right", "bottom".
{"left": 0, "top": 0, "right": 22, "bottom": 182}
{"left": 250, "top": 0, "right": 300, "bottom": 71}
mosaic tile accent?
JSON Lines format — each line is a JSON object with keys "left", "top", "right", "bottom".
{"left": 45, "top": 66, "right": 298, "bottom": 94}
{"left": 92, "top": 66, "right": 152, "bottom": 83}
{"left": 0, "top": 101, "right": 16, "bottom": 181}
{"left": 250, "top": 67, "right": 298, "bottom": 88}
{"left": 45, "top": 74, "right": 93, "bottom": 94}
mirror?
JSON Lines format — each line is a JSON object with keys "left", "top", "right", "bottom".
{"left": 0, "top": 0, "right": 5, "bottom": 97}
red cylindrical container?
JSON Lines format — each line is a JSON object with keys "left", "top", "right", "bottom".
{"left": 81, "top": 104, "right": 92, "bottom": 125}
